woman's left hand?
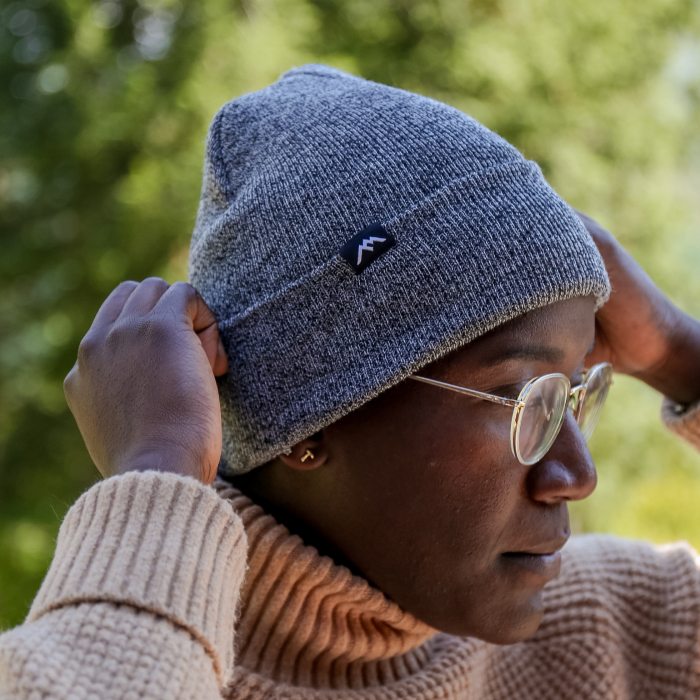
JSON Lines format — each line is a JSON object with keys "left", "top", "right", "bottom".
{"left": 577, "top": 210, "right": 700, "bottom": 406}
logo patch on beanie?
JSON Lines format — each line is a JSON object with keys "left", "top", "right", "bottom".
{"left": 339, "top": 223, "right": 396, "bottom": 274}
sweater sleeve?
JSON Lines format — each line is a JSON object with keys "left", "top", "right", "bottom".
{"left": 0, "top": 470, "right": 248, "bottom": 699}
{"left": 661, "top": 395, "right": 700, "bottom": 450}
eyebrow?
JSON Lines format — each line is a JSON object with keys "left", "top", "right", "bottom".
{"left": 481, "top": 338, "right": 596, "bottom": 367}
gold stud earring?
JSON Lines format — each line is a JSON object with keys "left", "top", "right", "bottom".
{"left": 301, "top": 448, "right": 315, "bottom": 463}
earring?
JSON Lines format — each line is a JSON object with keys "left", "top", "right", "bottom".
{"left": 301, "top": 448, "right": 315, "bottom": 463}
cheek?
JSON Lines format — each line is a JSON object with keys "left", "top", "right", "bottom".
{"left": 331, "top": 400, "right": 525, "bottom": 624}
{"left": 346, "top": 396, "right": 519, "bottom": 542}
{"left": 418, "top": 408, "right": 520, "bottom": 570}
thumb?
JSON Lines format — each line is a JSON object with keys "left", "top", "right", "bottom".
{"left": 196, "top": 323, "right": 229, "bottom": 376}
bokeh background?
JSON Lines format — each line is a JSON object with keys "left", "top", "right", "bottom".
{"left": 2, "top": 0, "right": 700, "bottom": 630}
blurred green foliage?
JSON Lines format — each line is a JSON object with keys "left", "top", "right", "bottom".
{"left": 1, "top": 0, "right": 700, "bottom": 630}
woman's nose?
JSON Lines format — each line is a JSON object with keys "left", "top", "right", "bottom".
{"left": 525, "top": 413, "right": 598, "bottom": 504}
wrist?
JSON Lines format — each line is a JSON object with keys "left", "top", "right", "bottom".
{"left": 638, "top": 310, "right": 700, "bottom": 406}
{"left": 111, "top": 447, "right": 213, "bottom": 484}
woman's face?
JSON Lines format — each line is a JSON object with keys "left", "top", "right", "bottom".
{"left": 234, "top": 296, "right": 598, "bottom": 643}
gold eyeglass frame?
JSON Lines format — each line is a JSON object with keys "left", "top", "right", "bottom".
{"left": 408, "top": 361, "right": 614, "bottom": 465}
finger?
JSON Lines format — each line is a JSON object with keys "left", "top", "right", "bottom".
{"left": 62, "top": 360, "right": 78, "bottom": 406}
{"left": 154, "top": 281, "right": 216, "bottom": 332}
{"left": 90, "top": 281, "right": 139, "bottom": 333}
{"left": 583, "top": 344, "right": 608, "bottom": 369}
{"left": 574, "top": 210, "right": 616, "bottom": 248}
{"left": 154, "top": 282, "right": 229, "bottom": 375}
{"left": 118, "top": 277, "right": 170, "bottom": 319}
{"left": 584, "top": 322, "right": 613, "bottom": 368}
{"left": 214, "top": 341, "right": 229, "bottom": 376}
{"left": 197, "top": 324, "right": 230, "bottom": 376}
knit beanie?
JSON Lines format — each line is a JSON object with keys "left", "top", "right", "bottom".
{"left": 188, "top": 63, "right": 611, "bottom": 477}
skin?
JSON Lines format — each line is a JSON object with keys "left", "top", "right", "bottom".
{"left": 64, "top": 213, "right": 700, "bottom": 643}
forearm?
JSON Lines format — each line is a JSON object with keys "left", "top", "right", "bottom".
{"left": 0, "top": 603, "right": 222, "bottom": 699}
{"left": 0, "top": 470, "right": 247, "bottom": 698}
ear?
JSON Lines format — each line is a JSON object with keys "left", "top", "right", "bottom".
{"left": 278, "top": 430, "right": 328, "bottom": 471}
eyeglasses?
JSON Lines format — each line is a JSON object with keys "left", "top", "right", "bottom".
{"left": 408, "top": 362, "right": 613, "bottom": 465}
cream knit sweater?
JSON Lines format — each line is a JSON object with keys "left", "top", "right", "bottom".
{"left": 1, "top": 399, "right": 699, "bottom": 699}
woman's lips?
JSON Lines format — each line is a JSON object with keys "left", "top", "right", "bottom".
{"left": 500, "top": 550, "right": 563, "bottom": 582}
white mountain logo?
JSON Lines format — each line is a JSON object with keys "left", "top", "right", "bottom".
{"left": 356, "top": 235, "right": 387, "bottom": 265}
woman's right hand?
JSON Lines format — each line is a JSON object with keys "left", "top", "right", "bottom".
{"left": 63, "top": 278, "right": 229, "bottom": 484}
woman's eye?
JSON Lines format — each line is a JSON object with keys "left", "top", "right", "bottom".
{"left": 491, "top": 382, "right": 527, "bottom": 397}
{"left": 495, "top": 373, "right": 583, "bottom": 396}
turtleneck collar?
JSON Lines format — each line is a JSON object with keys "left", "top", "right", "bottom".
{"left": 214, "top": 479, "right": 439, "bottom": 690}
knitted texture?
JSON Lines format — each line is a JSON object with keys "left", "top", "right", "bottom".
{"left": 0, "top": 404, "right": 700, "bottom": 700}
{"left": 187, "top": 63, "right": 612, "bottom": 476}
{"left": 1, "top": 400, "right": 698, "bottom": 698}
{"left": 18, "top": 471, "right": 248, "bottom": 689}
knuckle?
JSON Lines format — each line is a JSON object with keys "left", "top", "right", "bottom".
{"left": 63, "top": 367, "right": 76, "bottom": 394}
{"left": 171, "top": 280, "right": 197, "bottom": 300}
{"left": 165, "top": 281, "right": 199, "bottom": 313}
{"left": 595, "top": 229, "right": 616, "bottom": 253}
{"left": 76, "top": 332, "right": 99, "bottom": 362}
{"left": 117, "top": 280, "right": 139, "bottom": 291}
{"left": 141, "top": 275, "right": 168, "bottom": 286}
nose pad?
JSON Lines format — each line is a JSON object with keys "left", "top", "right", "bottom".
{"left": 526, "top": 412, "right": 597, "bottom": 504}
{"left": 568, "top": 385, "right": 585, "bottom": 420}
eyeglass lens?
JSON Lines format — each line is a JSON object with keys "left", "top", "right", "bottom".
{"left": 577, "top": 364, "right": 613, "bottom": 440}
{"left": 516, "top": 375, "right": 569, "bottom": 464}
{"left": 515, "top": 366, "right": 612, "bottom": 465}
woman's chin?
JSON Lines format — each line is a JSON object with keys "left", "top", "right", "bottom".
{"left": 484, "top": 588, "right": 548, "bottom": 643}
{"left": 477, "top": 604, "right": 545, "bottom": 644}
{"left": 428, "top": 588, "right": 547, "bottom": 643}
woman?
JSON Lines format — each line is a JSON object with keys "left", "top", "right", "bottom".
{"left": 1, "top": 64, "right": 698, "bottom": 698}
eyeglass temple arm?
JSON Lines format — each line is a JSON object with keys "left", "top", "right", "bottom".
{"left": 408, "top": 375, "right": 522, "bottom": 408}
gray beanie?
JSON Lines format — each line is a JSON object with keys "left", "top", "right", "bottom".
{"left": 188, "top": 63, "right": 611, "bottom": 477}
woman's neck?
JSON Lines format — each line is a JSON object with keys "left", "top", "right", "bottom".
{"left": 214, "top": 478, "right": 438, "bottom": 689}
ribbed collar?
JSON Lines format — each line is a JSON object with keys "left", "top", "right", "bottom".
{"left": 214, "top": 480, "right": 439, "bottom": 690}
